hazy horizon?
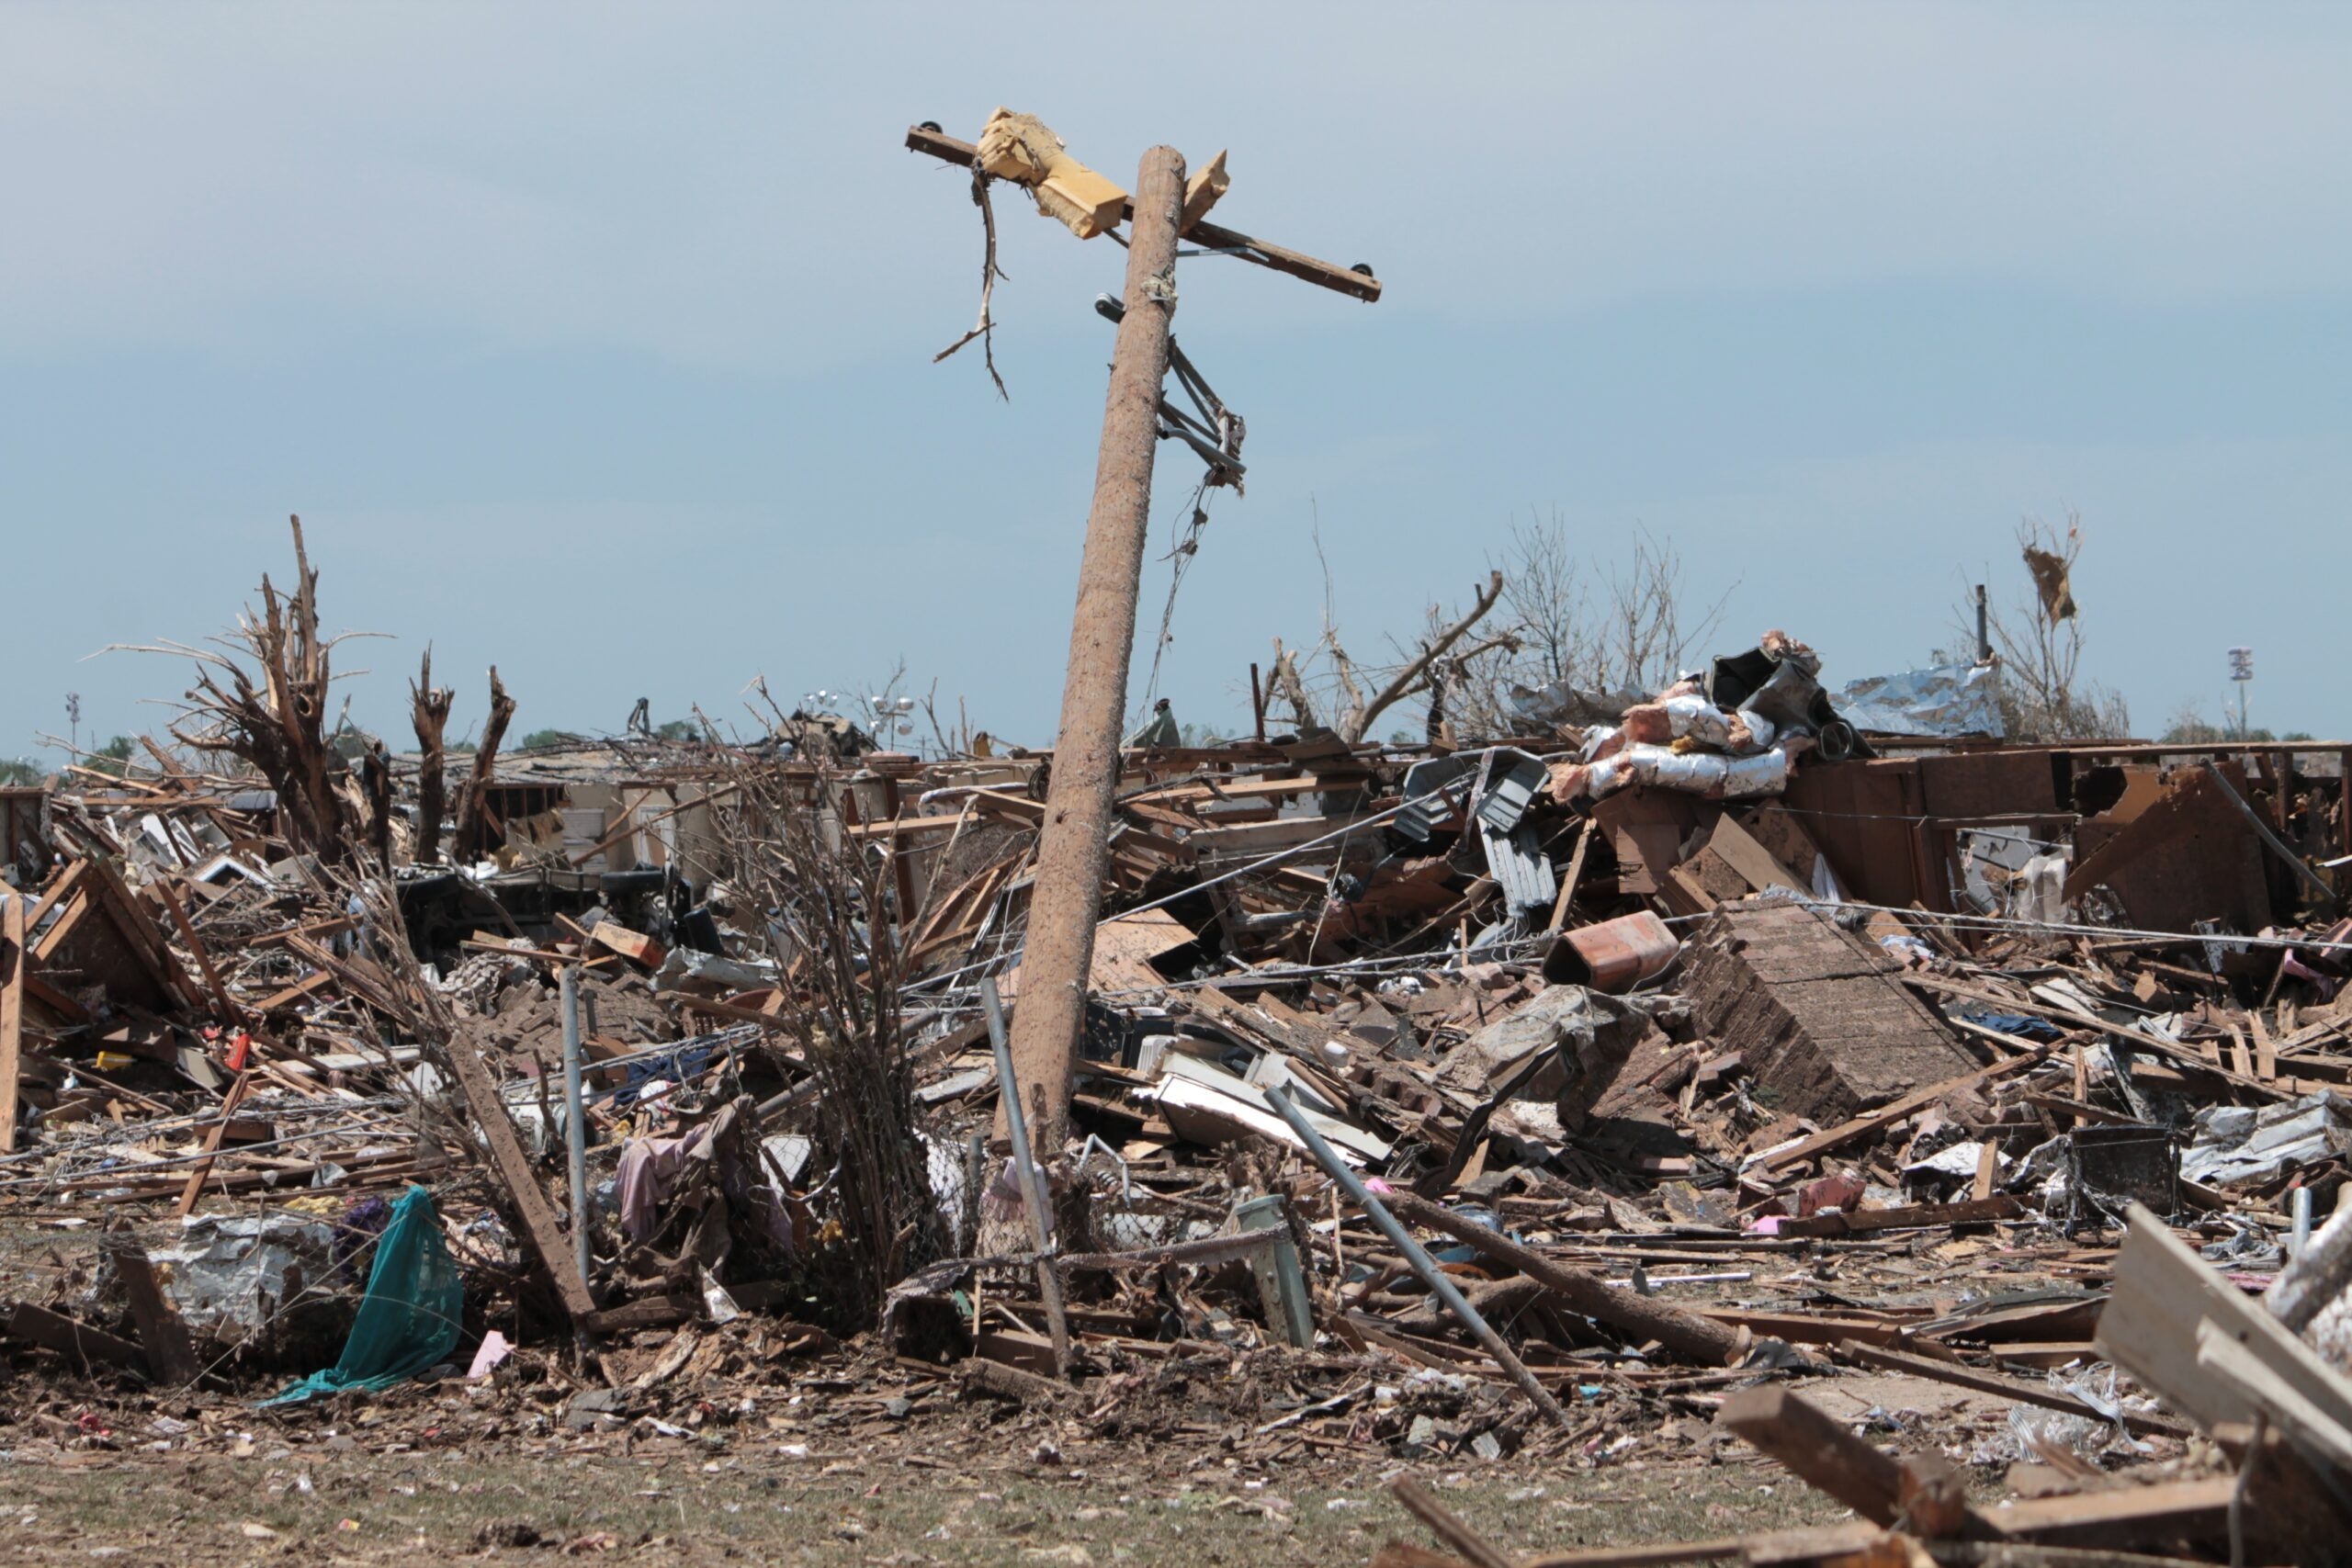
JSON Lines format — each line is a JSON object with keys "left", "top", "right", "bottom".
{"left": 6, "top": 5, "right": 2347, "bottom": 762}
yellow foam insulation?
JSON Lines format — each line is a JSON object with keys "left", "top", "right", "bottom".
{"left": 976, "top": 107, "right": 1128, "bottom": 240}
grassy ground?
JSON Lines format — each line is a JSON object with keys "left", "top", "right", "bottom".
{"left": 0, "top": 1441, "right": 1844, "bottom": 1566}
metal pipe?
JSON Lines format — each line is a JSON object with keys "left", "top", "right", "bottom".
{"left": 2204, "top": 764, "right": 2336, "bottom": 911}
{"left": 981, "top": 977, "right": 1073, "bottom": 1376}
{"left": 1263, "top": 1085, "right": 1573, "bottom": 1428}
{"left": 560, "top": 964, "right": 592, "bottom": 1299}
{"left": 1000, "top": 146, "right": 1189, "bottom": 1153}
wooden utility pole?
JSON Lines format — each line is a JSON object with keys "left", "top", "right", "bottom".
{"left": 909, "top": 118, "right": 1375, "bottom": 1150}
{"left": 1000, "top": 145, "right": 1185, "bottom": 1147}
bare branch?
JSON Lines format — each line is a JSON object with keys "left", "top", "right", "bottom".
{"left": 1342, "top": 570, "right": 1506, "bottom": 742}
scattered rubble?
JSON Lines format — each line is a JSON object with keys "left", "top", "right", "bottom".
{"left": 11, "top": 315, "right": 2352, "bottom": 1568}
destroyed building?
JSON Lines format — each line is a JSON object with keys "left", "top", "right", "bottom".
{"left": 6, "top": 509, "right": 2352, "bottom": 1568}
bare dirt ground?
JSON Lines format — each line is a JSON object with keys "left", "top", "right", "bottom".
{"left": 0, "top": 1438, "right": 1848, "bottom": 1568}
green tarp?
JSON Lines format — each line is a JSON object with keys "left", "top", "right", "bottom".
{"left": 265, "top": 1184, "right": 463, "bottom": 1405}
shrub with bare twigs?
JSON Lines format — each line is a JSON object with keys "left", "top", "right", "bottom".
{"left": 705, "top": 757, "right": 945, "bottom": 1328}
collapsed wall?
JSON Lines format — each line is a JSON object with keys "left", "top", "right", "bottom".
{"left": 1680, "top": 901, "right": 1979, "bottom": 1123}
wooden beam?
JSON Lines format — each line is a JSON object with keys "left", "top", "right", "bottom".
{"left": 1748, "top": 1049, "right": 2047, "bottom": 1174}
{"left": 156, "top": 881, "right": 243, "bottom": 1027}
{"left": 1387, "top": 1477, "right": 1514, "bottom": 1568}
{"left": 1770, "top": 1193, "right": 2022, "bottom": 1236}
{"left": 2096, "top": 1200, "right": 2352, "bottom": 1436}
{"left": 7, "top": 1302, "right": 146, "bottom": 1372}
{"left": 175, "top": 1070, "right": 254, "bottom": 1218}
{"left": 1839, "top": 1339, "right": 2188, "bottom": 1438}
{"left": 442, "top": 1024, "right": 598, "bottom": 1326}
{"left": 1717, "top": 1385, "right": 1920, "bottom": 1529}
{"left": 252, "top": 969, "right": 335, "bottom": 1012}
{"left": 1978, "top": 1477, "right": 2235, "bottom": 1549}
{"left": 1545, "top": 821, "right": 1591, "bottom": 934}
{"left": 905, "top": 123, "right": 1382, "bottom": 302}
{"left": 105, "top": 1237, "right": 202, "bottom": 1386}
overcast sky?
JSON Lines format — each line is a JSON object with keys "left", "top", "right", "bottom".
{"left": 5, "top": 4, "right": 2347, "bottom": 762}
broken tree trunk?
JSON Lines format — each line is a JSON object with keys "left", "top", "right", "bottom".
{"left": 1269, "top": 640, "right": 1318, "bottom": 731}
{"left": 410, "top": 647, "right": 453, "bottom": 865}
{"left": 361, "top": 735, "right": 393, "bottom": 866}
{"left": 452, "top": 666, "right": 516, "bottom": 863}
{"left": 172, "top": 515, "right": 355, "bottom": 863}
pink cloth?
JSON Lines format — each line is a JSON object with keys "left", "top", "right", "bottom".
{"left": 614, "top": 1136, "right": 693, "bottom": 1244}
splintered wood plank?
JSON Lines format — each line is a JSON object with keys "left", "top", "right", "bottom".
{"left": 1978, "top": 1476, "right": 2235, "bottom": 1548}
{"left": 105, "top": 1238, "right": 201, "bottom": 1385}
{"left": 1839, "top": 1339, "right": 2188, "bottom": 1438}
{"left": 1704, "top": 813, "right": 1805, "bottom": 894}
{"left": 7, "top": 1302, "right": 146, "bottom": 1372}
{"left": 1748, "top": 1050, "right": 2045, "bottom": 1173}
{"left": 1716, "top": 1385, "right": 1913, "bottom": 1527}
{"left": 175, "top": 1070, "right": 254, "bottom": 1218}
{"left": 1971, "top": 1138, "right": 2000, "bottom": 1202}
{"left": 252, "top": 970, "right": 335, "bottom": 1012}
{"left": 2095, "top": 1201, "right": 2352, "bottom": 1435}
{"left": 443, "top": 1024, "right": 596, "bottom": 1326}
{"left": 1544, "top": 821, "right": 1591, "bottom": 934}
{"left": 2197, "top": 1317, "right": 2352, "bottom": 1473}
{"left": 2225, "top": 1021, "right": 2255, "bottom": 1078}
{"left": 156, "top": 881, "right": 243, "bottom": 1026}
{"left": 587, "top": 919, "right": 665, "bottom": 968}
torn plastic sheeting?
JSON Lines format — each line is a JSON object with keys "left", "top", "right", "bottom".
{"left": 2012, "top": 849, "right": 2069, "bottom": 924}
{"left": 264, "top": 1184, "right": 463, "bottom": 1405}
{"left": 1835, "top": 661, "right": 2005, "bottom": 739}
{"left": 1905, "top": 1139, "right": 2001, "bottom": 1183}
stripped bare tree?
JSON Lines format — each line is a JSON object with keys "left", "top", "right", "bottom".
{"left": 411, "top": 647, "right": 454, "bottom": 864}
{"left": 706, "top": 756, "right": 944, "bottom": 1328}
{"left": 125, "top": 516, "right": 359, "bottom": 863}
{"left": 1963, "top": 513, "right": 2132, "bottom": 741}
{"left": 451, "top": 667, "right": 517, "bottom": 860}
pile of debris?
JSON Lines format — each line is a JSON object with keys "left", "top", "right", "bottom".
{"left": 9, "top": 528, "right": 2352, "bottom": 1568}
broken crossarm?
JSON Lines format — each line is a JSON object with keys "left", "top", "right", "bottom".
{"left": 906, "top": 123, "right": 1381, "bottom": 303}
{"left": 1095, "top": 294, "right": 1244, "bottom": 487}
